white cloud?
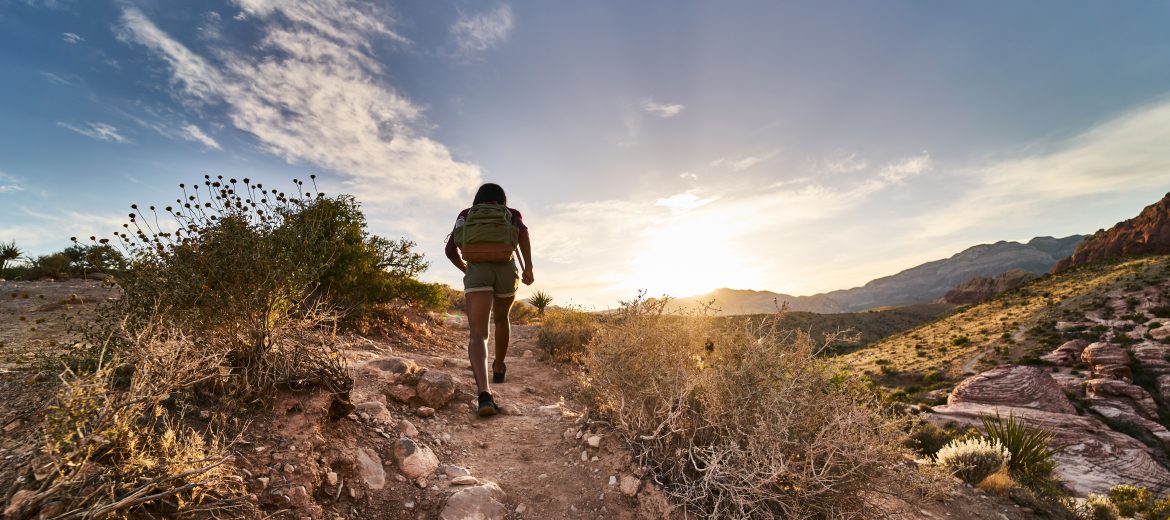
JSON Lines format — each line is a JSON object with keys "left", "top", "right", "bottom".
{"left": 39, "top": 71, "right": 75, "bottom": 86}
{"left": 0, "top": 185, "right": 22, "bottom": 193}
{"left": 57, "top": 121, "right": 129, "bottom": 143}
{"left": 117, "top": 2, "right": 480, "bottom": 208}
{"left": 917, "top": 98, "right": 1170, "bottom": 238}
{"left": 451, "top": 4, "right": 514, "bottom": 56}
{"left": 879, "top": 152, "right": 931, "bottom": 183}
{"left": 640, "top": 98, "right": 685, "bottom": 118}
{"left": 197, "top": 12, "right": 223, "bottom": 41}
{"left": 823, "top": 151, "right": 868, "bottom": 174}
{"left": 180, "top": 124, "right": 222, "bottom": 150}
{"left": 710, "top": 150, "right": 779, "bottom": 172}
{"left": 62, "top": 32, "right": 83, "bottom": 44}
{"left": 679, "top": 172, "right": 698, "bottom": 180}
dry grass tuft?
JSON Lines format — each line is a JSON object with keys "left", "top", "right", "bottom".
{"left": 978, "top": 469, "right": 1016, "bottom": 495}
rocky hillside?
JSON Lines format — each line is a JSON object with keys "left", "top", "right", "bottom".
{"left": 844, "top": 256, "right": 1170, "bottom": 496}
{"left": 1055, "top": 192, "right": 1170, "bottom": 272}
{"left": 678, "top": 235, "right": 1082, "bottom": 314}
{"left": 938, "top": 268, "right": 1037, "bottom": 305}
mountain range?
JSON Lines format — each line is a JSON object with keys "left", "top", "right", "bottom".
{"left": 677, "top": 235, "right": 1084, "bottom": 315}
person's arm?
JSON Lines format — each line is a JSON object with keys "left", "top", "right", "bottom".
{"left": 519, "top": 229, "right": 534, "bottom": 285}
{"left": 445, "top": 231, "right": 466, "bottom": 274}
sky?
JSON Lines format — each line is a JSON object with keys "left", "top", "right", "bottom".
{"left": 4, "top": 1, "right": 1170, "bottom": 308}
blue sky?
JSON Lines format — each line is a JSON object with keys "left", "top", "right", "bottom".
{"left": 4, "top": 1, "right": 1170, "bottom": 307}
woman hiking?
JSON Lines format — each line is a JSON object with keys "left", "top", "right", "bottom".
{"left": 445, "top": 183, "right": 534, "bottom": 417}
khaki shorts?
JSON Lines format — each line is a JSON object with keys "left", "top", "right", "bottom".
{"left": 464, "top": 261, "right": 519, "bottom": 298}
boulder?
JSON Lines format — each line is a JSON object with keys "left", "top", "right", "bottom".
{"left": 1042, "top": 339, "right": 1089, "bottom": 366}
{"left": 355, "top": 447, "right": 386, "bottom": 490}
{"left": 387, "top": 384, "right": 417, "bottom": 403}
{"left": 417, "top": 371, "right": 457, "bottom": 408}
{"left": 361, "top": 356, "right": 420, "bottom": 385}
{"left": 1150, "top": 325, "right": 1170, "bottom": 341}
{"left": 354, "top": 401, "right": 394, "bottom": 425}
{"left": 1132, "top": 343, "right": 1170, "bottom": 374}
{"left": 1081, "top": 342, "right": 1129, "bottom": 367}
{"left": 392, "top": 438, "right": 439, "bottom": 479}
{"left": 1083, "top": 379, "right": 1160, "bottom": 419}
{"left": 440, "top": 482, "right": 507, "bottom": 520}
{"left": 947, "top": 365, "right": 1076, "bottom": 414}
{"left": 1087, "top": 402, "right": 1170, "bottom": 450}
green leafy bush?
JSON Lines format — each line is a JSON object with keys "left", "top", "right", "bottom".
{"left": 1108, "top": 484, "right": 1152, "bottom": 517}
{"left": 935, "top": 437, "right": 1010, "bottom": 485}
{"left": 981, "top": 412, "right": 1057, "bottom": 490}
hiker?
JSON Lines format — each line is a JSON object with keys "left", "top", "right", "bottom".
{"left": 445, "top": 183, "right": 534, "bottom": 417}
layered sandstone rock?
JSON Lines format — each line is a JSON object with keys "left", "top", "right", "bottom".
{"left": 1043, "top": 339, "right": 1090, "bottom": 366}
{"left": 947, "top": 365, "right": 1076, "bottom": 414}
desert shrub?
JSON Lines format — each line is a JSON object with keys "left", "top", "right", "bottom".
{"left": 537, "top": 307, "right": 597, "bottom": 361}
{"left": 906, "top": 420, "right": 967, "bottom": 457}
{"left": 1107, "top": 484, "right": 1152, "bottom": 517}
{"left": 579, "top": 295, "right": 918, "bottom": 518}
{"left": 951, "top": 335, "right": 971, "bottom": 347}
{"left": 978, "top": 469, "right": 1015, "bottom": 495}
{"left": 0, "top": 240, "right": 21, "bottom": 276}
{"left": 1084, "top": 495, "right": 1121, "bottom": 520}
{"left": 509, "top": 301, "right": 538, "bottom": 324}
{"left": 1146, "top": 498, "right": 1170, "bottom": 520}
{"left": 981, "top": 412, "right": 1057, "bottom": 490}
{"left": 8, "top": 318, "right": 255, "bottom": 518}
{"left": 935, "top": 437, "right": 1010, "bottom": 485}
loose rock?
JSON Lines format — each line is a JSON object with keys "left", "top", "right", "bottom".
{"left": 417, "top": 370, "right": 458, "bottom": 408}
{"left": 393, "top": 438, "right": 440, "bottom": 479}
{"left": 355, "top": 447, "right": 386, "bottom": 490}
{"left": 440, "top": 482, "right": 508, "bottom": 520}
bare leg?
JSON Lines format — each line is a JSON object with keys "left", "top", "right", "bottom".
{"left": 466, "top": 291, "right": 494, "bottom": 394}
{"left": 492, "top": 295, "right": 515, "bottom": 373}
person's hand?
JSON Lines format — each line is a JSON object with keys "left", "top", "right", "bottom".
{"left": 522, "top": 268, "right": 534, "bottom": 286}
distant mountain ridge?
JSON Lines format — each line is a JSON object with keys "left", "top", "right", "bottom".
{"left": 678, "top": 235, "right": 1084, "bottom": 314}
{"left": 1054, "top": 192, "right": 1170, "bottom": 272}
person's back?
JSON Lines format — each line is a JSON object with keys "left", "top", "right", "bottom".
{"left": 445, "top": 183, "right": 534, "bottom": 416}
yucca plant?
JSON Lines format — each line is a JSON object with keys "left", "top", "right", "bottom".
{"left": 0, "top": 240, "right": 20, "bottom": 275}
{"left": 525, "top": 290, "right": 554, "bottom": 316}
{"left": 981, "top": 412, "right": 1057, "bottom": 489}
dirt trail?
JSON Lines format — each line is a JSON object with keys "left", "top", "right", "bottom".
{"left": 341, "top": 323, "right": 644, "bottom": 520}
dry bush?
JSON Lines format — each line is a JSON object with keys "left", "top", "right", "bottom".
{"left": 935, "top": 437, "right": 1010, "bottom": 485}
{"left": 537, "top": 307, "right": 597, "bottom": 361}
{"left": 579, "top": 295, "right": 921, "bottom": 519}
{"left": 978, "top": 469, "right": 1015, "bottom": 495}
{"left": 508, "top": 301, "right": 538, "bottom": 325}
{"left": 9, "top": 319, "right": 254, "bottom": 519}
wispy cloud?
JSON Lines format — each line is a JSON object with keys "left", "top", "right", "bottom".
{"left": 654, "top": 191, "right": 718, "bottom": 211}
{"left": 451, "top": 4, "right": 514, "bottom": 56}
{"left": 917, "top": 98, "right": 1170, "bottom": 238}
{"left": 116, "top": 2, "right": 480, "bottom": 209}
{"left": 180, "top": 124, "right": 221, "bottom": 150}
{"left": 640, "top": 98, "right": 685, "bottom": 118}
{"left": 0, "top": 171, "right": 22, "bottom": 194}
{"left": 62, "top": 32, "right": 83, "bottom": 44}
{"left": 879, "top": 153, "right": 931, "bottom": 183}
{"left": 710, "top": 150, "right": 779, "bottom": 172}
{"left": 822, "top": 151, "right": 868, "bottom": 174}
{"left": 39, "top": 71, "right": 76, "bottom": 86}
{"left": 57, "top": 121, "right": 129, "bottom": 143}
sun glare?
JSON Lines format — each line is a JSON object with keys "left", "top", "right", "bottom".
{"left": 622, "top": 213, "right": 764, "bottom": 297}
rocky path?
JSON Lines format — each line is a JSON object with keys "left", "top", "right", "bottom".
{"left": 330, "top": 324, "right": 646, "bottom": 520}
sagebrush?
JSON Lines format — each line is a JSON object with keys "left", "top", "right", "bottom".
{"left": 579, "top": 295, "right": 922, "bottom": 518}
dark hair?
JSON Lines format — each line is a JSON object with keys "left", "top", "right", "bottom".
{"left": 472, "top": 183, "right": 507, "bottom": 205}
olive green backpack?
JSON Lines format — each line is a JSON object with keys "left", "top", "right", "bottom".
{"left": 454, "top": 203, "right": 520, "bottom": 262}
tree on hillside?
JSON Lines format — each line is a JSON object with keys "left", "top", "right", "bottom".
{"left": 0, "top": 240, "right": 20, "bottom": 275}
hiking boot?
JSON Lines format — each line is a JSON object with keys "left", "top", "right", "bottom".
{"left": 477, "top": 392, "right": 500, "bottom": 417}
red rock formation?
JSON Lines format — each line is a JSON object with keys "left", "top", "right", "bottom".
{"left": 1054, "top": 192, "right": 1170, "bottom": 272}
